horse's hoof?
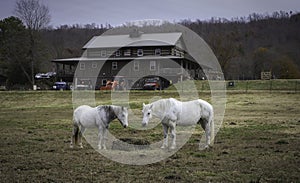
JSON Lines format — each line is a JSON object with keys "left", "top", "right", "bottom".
{"left": 203, "top": 145, "right": 211, "bottom": 149}
{"left": 170, "top": 146, "right": 176, "bottom": 150}
{"left": 70, "top": 145, "right": 74, "bottom": 148}
{"left": 161, "top": 145, "right": 167, "bottom": 149}
{"left": 79, "top": 145, "right": 83, "bottom": 149}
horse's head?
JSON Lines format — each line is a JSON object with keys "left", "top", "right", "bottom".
{"left": 115, "top": 106, "right": 128, "bottom": 128}
{"left": 142, "top": 103, "right": 153, "bottom": 127}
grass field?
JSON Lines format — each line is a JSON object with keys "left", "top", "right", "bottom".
{"left": 0, "top": 85, "right": 300, "bottom": 182}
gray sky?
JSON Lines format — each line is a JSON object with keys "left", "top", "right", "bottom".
{"left": 1, "top": 0, "right": 299, "bottom": 27}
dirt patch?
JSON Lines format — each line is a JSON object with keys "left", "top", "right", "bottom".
{"left": 112, "top": 138, "right": 150, "bottom": 151}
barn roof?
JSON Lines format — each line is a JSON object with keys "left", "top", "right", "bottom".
{"left": 83, "top": 32, "right": 183, "bottom": 49}
{"left": 53, "top": 55, "right": 184, "bottom": 63}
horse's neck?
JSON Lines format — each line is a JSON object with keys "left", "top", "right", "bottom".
{"left": 99, "top": 105, "right": 117, "bottom": 124}
{"left": 152, "top": 99, "right": 168, "bottom": 118}
{"left": 152, "top": 98, "right": 181, "bottom": 118}
{"left": 110, "top": 106, "right": 118, "bottom": 119}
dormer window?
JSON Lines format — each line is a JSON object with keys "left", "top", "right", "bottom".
{"left": 115, "top": 50, "right": 121, "bottom": 57}
{"left": 124, "top": 49, "right": 131, "bottom": 56}
{"left": 155, "top": 48, "right": 161, "bottom": 56}
{"left": 101, "top": 50, "right": 107, "bottom": 57}
{"left": 137, "top": 49, "right": 143, "bottom": 56}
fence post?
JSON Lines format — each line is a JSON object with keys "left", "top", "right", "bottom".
{"left": 269, "top": 80, "right": 273, "bottom": 93}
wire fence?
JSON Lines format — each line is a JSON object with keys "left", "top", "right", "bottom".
{"left": 215, "top": 79, "right": 298, "bottom": 93}
{"left": 170, "top": 79, "right": 300, "bottom": 93}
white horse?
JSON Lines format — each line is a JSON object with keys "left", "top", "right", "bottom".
{"left": 142, "top": 98, "right": 214, "bottom": 149}
{"left": 70, "top": 105, "right": 128, "bottom": 149}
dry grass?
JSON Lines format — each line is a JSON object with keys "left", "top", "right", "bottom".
{"left": 0, "top": 90, "right": 299, "bottom": 182}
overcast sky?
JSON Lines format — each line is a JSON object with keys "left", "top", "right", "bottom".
{"left": 0, "top": 0, "right": 299, "bottom": 27}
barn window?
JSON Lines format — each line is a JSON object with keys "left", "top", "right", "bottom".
{"left": 80, "top": 63, "right": 85, "bottom": 70}
{"left": 155, "top": 48, "right": 161, "bottom": 56}
{"left": 137, "top": 49, "right": 143, "bottom": 56}
{"left": 150, "top": 61, "right": 156, "bottom": 71}
{"left": 134, "top": 61, "right": 139, "bottom": 71}
{"left": 92, "top": 62, "right": 97, "bottom": 69}
{"left": 112, "top": 62, "right": 118, "bottom": 70}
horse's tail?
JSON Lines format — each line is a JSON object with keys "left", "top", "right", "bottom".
{"left": 72, "top": 107, "right": 81, "bottom": 146}
{"left": 210, "top": 109, "right": 215, "bottom": 145}
{"left": 73, "top": 124, "right": 79, "bottom": 145}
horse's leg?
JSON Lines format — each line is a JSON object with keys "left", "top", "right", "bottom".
{"left": 161, "top": 124, "right": 169, "bottom": 149}
{"left": 79, "top": 127, "right": 85, "bottom": 148}
{"left": 204, "top": 119, "right": 211, "bottom": 149}
{"left": 98, "top": 127, "right": 104, "bottom": 150}
{"left": 70, "top": 125, "right": 76, "bottom": 148}
{"left": 170, "top": 122, "right": 176, "bottom": 150}
{"left": 101, "top": 128, "right": 108, "bottom": 150}
{"left": 198, "top": 119, "right": 210, "bottom": 149}
{"left": 70, "top": 124, "right": 79, "bottom": 148}
{"left": 70, "top": 136, "right": 74, "bottom": 148}
{"left": 70, "top": 125, "right": 75, "bottom": 148}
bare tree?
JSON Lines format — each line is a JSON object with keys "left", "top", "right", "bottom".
{"left": 207, "top": 32, "right": 239, "bottom": 78}
{"left": 14, "top": 0, "right": 50, "bottom": 87}
{"left": 15, "top": 0, "right": 50, "bottom": 30}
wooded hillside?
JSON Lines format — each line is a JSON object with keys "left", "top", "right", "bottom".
{"left": 1, "top": 11, "right": 300, "bottom": 87}
{"left": 41, "top": 12, "right": 300, "bottom": 80}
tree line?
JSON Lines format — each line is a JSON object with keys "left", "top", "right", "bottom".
{"left": 0, "top": 0, "right": 299, "bottom": 88}
{"left": 41, "top": 12, "right": 300, "bottom": 80}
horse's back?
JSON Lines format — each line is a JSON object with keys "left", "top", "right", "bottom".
{"left": 74, "top": 105, "right": 98, "bottom": 127}
{"left": 167, "top": 99, "right": 199, "bottom": 125}
{"left": 169, "top": 99, "right": 212, "bottom": 125}
{"left": 74, "top": 105, "right": 93, "bottom": 117}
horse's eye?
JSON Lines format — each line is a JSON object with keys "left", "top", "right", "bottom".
{"left": 147, "top": 112, "right": 150, "bottom": 116}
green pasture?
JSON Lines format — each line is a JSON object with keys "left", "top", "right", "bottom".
{"left": 0, "top": 81, "right": 299, "bottom": 182}
{"left": 171, "top": 79, "right": 300, "bottom": 92}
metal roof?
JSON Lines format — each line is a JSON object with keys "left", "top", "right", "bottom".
{"left": 82, "top": 32, "right": 183, "bottom": 49}
{"left": 52, "top": 55, "right": 184, "bottom": 63}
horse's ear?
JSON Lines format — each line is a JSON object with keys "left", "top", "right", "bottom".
{"left": 143, "top": 103, "right": 146, "bottom": 107}
{"left": 149, "top": 104, "right": 153, "bottom": 109}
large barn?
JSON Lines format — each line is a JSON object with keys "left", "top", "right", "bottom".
{"left": 52, "top": 30, "right": 209, "bottom": 90}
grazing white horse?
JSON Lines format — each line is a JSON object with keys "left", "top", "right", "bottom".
{"left": 142, "top": 98, "right": 214, "bottom": 149}
{"left": 70, "top": 105, "right": 128, "bottom": 149}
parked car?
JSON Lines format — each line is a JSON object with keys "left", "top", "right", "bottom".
{"left": 46, "top": 72, "right": 56, "bottom": 77}
{"left": 53, "top": 81, "right": 68, "bottom": 90}
{"left": 132, "top": 76, "right": 170, "bottom": 90}
{"left": 35, "top": 73, "right": 50, "bottom": 79}
{"left": 35, "top": 72, "right": 56, "bottom": 79}
{"left": 143, "top": 77, "right": 161, "bottom": 90}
